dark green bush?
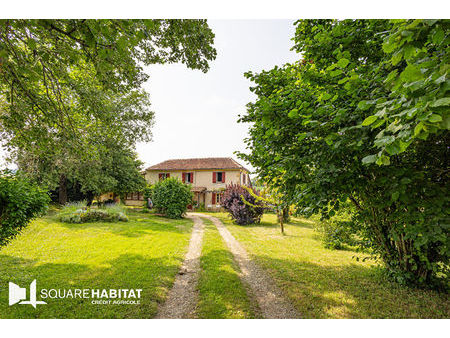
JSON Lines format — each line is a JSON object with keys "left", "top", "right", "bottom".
{"left": 0, "top": 171, "right": 50, "bottom": 247}
{"left": 152, "top": 178, "right": 193, "bottom": 219}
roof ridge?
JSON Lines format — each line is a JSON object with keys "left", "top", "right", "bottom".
{"left": 164, "top": 156, "right": 233, "bottom": 161}
{"left": 145, "top": 157, "right": 246, "bottom": 171}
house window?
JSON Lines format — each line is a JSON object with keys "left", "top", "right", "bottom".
{"left": 213, "top": 171, "right": 225, "bottom": 183}
{"left": 183, "top": 172, "right": 194, "bottom": 184}
{"left": 217, "top": 172, "right": 223, "bottom": 182}
{"left": 159, "top": 173, "right": 170, "bottom": 181}
{"left": 212, "top": 192, "right": 223, "bottom": 205}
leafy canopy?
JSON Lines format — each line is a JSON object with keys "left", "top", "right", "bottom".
{"left": 0, "top": 19, "right": 216, "bottom": 159}
{"left": 239, "top": 20, "right": 449, "bottom": 287}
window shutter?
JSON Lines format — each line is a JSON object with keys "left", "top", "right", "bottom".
{"left": 222, "top": 172, "right": 226, "bottom": 183}
{"left": 182, "top": 172, "right": 186, "bottom": 183}
{"left": 190, "top": 172, "right": 194, "bottom": 183}
{"left": 159, "top": 173, "right": 163, "bottom": 180}
{"left": 211, "top": 192, "right": 216, "bottom": 205}
{"left": 213, "top": 172, "right": 216, "bottom": 183}
{"left": 167, "top": 173, "right": 170, "bottom": 178}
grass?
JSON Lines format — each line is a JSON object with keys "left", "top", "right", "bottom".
{"left": 0, "top": 209, "right": 193, "bottom": 318}
{"left": 2, "top": 206, "right": 448, "bottom": 319}
{"left": 195, "top": 218, "right": 257, "bottom": 318}
{"left": 208, "top": 212, "right": 449, "bottom": 319}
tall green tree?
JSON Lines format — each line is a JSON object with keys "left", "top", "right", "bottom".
{"left": 0, "top": 19, "right": 216, "bottom": 202}
{"left": 15, "top": 136, "right": 146, "bottom": 204}
{"left": 0, "top": 20, "right": 216, "bottom": 151}
{"left": 239, "top": 20, "right": 449, "bottom": 287}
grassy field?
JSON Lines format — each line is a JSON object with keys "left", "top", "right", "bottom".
{"left": 210, "top": 212, "right": 449, "bottom": 319}
{"left": 0, "top": 209, "right": 193, "bottom": 318}
{"left": 2, "top": 206, "right": 448, "bottom": 319}
{"left": 195, "top": 218, "right": 257, "bottom": 318}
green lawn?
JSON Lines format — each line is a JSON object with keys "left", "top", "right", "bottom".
{"left": 0, "top": 210, "right": 193, "bottom": 318}
{"left": 209, "top": 212, "right": 449, "bottom": 319}
{"left": 2, "top": 208, "right": 448, "bottom": 319}
{"left": 195, "top": 218, "right": 257, "bottom": 318}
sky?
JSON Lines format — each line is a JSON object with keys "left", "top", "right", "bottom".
{"left": 0, "top": 20, "right": 300, "bottom": 171}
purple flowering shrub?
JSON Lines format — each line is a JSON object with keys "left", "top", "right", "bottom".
{"left": 221, "top": 183, "right": 264, "bottom": 225}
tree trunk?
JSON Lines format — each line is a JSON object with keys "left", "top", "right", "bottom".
{"left": 282, "top": 207, "right": 290, "bottom": 223}
{"left": 86, "top": 191, "right": 94, "bottom": 206}
{"left": 278, "top": 210, "right": 285, "bottom": 234}
{"left": 58, "top": 174, "right": 68, "bottom": 205}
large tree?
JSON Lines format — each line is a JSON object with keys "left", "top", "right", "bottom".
{"left": 0, "top": 20, "right": 216, "bottom": 149}
{"left": 0, "top": 19, "right": 216, "bottom": 201}
{"left": 15, "top": 137, "right": 146, "bottom": 204}
{"left": 239, "top": 20, "right": 449, "bottom": 287}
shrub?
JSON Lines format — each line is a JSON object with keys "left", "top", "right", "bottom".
{"left": 222, "top": 183, "right": 264, "bottom": 225}
{"left": 58, "top": 202, "right": 128, "bottom": 223}
{"left": 317, "top": 220, "right": 354, "bottom": 250}
{"left": 152, "top": 178, "right": 193, "bottom": 219}
{"left": 0, "top": 171, "right": 50, "bottom": 248}
{"left": 313, "top": 202, "right": 357, "bottom": 250}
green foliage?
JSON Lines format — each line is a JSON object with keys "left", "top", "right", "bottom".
{"left": 58, "top": 201, "right": 128, "bottom": 223}
{"left": 0, "top": 19, "right": 216, "bottom": 203}
{"left": 242, "top": 184, "right": 290, "bottom": 233}
{"left": 143, "top": 185, "right": 154, "bottom": 207}
{"left": 0, "top": 19, "right": 216, "bottom": 160}
{"left": 0, "top": 170, "right": 50, "bottom": 247}
{"left": 319, "top": 221, "right": 352, "bottom": 250}
{"left": 313, "top": 203, "right": 362, "bottom": 250}
{"left": 15, "top": 138, "right": 147, "bottom": 203}
{"left": 152, "top": 178, "right": 193, "bottom": 219}
{"left": 364, "top": 20, "right": 449, "bottom": 162}
{"left": 239, "top": 19, "right": 449, "bottom": 288}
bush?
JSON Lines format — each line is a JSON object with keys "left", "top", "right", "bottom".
{"left": 0, "top": 171, "right": 50, "bottom": 247}
{"left": 152, "top": 178, "right": 193, "bottom": 219}
{"left": 58, "top": 201, "right": 128, "bottom": 223}
{"left": 222, "top": 183, "right": 264, "bottom": 225}
{"left": 317, "top": 220, "right": 354, "bottom": 250}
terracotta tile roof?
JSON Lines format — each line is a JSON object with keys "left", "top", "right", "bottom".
{"left": 146, "top": 157, "right": 247, "bottom": 171}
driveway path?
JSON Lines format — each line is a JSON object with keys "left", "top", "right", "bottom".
{"left": 156, "top": 215, "right": 205, "bottom": 318}
{"left": 189, "top": 213, "right": 300, "bottom": 319}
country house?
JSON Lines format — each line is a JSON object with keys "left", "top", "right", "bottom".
{"left": 124, "top": 157, "right": 251, "bottom": 209}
